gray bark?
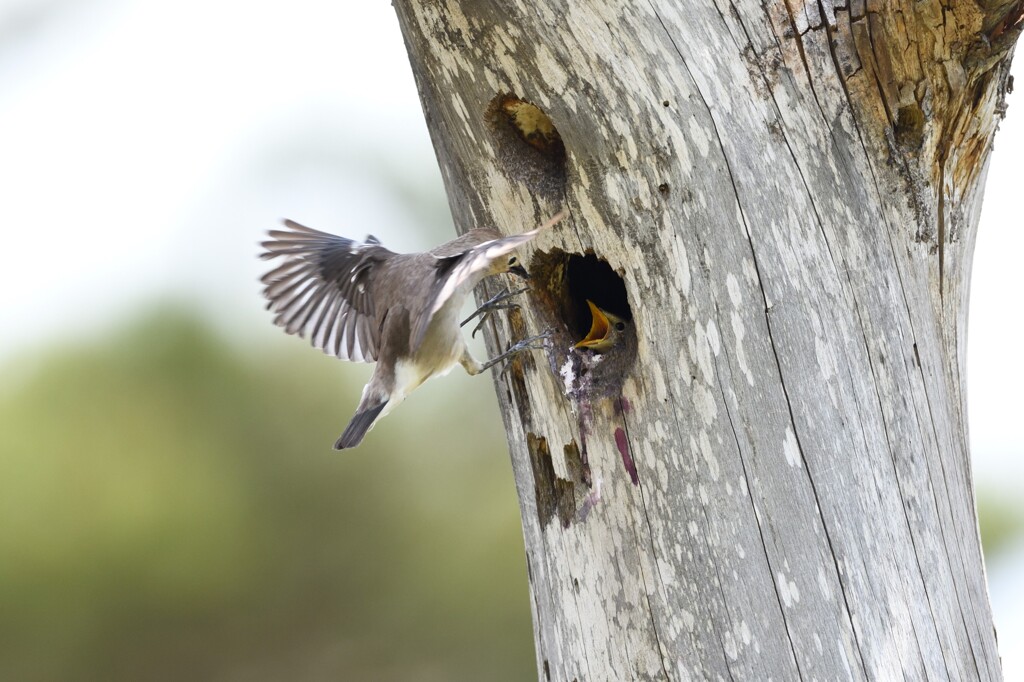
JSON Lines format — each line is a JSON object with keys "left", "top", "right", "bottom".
{"left": 392, "top": 1, "right": 1018, "bottom": 679}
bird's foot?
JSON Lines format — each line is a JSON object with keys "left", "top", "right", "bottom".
{"left": 461, "top": 286, "right": 530, "bottom": 338}
{"left": 480, "top": 329, "right": 553, "bottom": 374}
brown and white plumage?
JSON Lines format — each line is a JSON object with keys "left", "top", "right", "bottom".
{"left": 260, "top": 221, "right": 392, "bottom": 363}
{"left": 259, "top": 211, "right": 564, "bottom": 449}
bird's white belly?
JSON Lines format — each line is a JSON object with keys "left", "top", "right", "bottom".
{"left": 415, "top": 296, "right": 466, "bottom": 367}
{"left": 386, "top": 296, "right": 466, "bottom": 412}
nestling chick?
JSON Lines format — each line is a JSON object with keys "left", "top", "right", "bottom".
{"left": 575, "top": 300, "right": 630, "bottom": 353}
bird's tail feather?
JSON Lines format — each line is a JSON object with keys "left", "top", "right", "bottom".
{"left": 335, "top": 400, "right": 389, "bottom": 450}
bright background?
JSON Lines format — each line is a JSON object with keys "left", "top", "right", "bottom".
{"left": 0, "top": 2, "right": 1020, "bottom": 679}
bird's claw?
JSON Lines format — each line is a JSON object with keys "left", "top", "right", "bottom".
{"left": 479, "top": 329, "right": 554, "bottom": 375}
{"left": 461, "top": 286, "right": 530, "bottom": 337}
{"left": 469, "top": 304, "right": 519, "bottom": 338}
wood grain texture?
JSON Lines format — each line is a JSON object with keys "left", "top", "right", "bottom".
{"left": 391, "top": 1, "right": 1016, "bottom": 679}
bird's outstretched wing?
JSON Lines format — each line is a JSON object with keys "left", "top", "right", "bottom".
{"left": 411, "top": 228, "right": 542, "bottom": 352}
{"left": 409, "top": 211, "right": 566, "bottom": 351}
{"left": 260, "top": 219, "right": 396, "bottom": 362}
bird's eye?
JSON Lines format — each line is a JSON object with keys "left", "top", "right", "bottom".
{"left": 508, "top": 256, "right": 518, "bottom": 266}
{"left": 615, "top": 322, "right": 626, "bottom": 332}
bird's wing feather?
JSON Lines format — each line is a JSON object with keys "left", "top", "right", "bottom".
{"left": 260, "top": 219, "right": 396, "bottom": 362}
{"left": 409, "top": 229, "right": 540, "bottom": 352}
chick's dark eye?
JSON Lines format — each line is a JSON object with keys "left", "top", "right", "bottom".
{"left": 615, "top": 322, "right": 626, "bottom": 331}
{"left": 508, "top": 257, "right": 517, "bottom": 265}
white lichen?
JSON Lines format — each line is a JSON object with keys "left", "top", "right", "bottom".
{"left": 783, "top": 425, "right": 802, "bottom": 468}
{"left": 560, "top": 355, "right": 575, "bottom": 394}
{"left": 777, "top": 571, "right": 801, "bottom": 607}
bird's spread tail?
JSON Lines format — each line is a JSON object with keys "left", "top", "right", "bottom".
{"left": 335, "top": 400, "right": 389, "bottom": 450}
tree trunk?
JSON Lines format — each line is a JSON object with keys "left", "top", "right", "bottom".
{"left": 392, "top": 1, "right": 1018, "bottom": 679}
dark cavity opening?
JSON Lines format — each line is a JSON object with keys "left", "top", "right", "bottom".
{"left": 486, "top": 93, "right": 566, "bottom": 196}
{"left": 894, "top": 103, "right": 925, "bottom": 152}
{"left": 528, "top": 248, "right": 632, "bottom": 347}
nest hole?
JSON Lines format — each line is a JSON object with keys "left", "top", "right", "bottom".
{"left": 486, "top": 93, "right": 566, "bottom": 196}
{"left": 894, "top": 103, "right": 925, "bottom": 152}
{"left": 529, "top": 248, "right": 632, "bottom": 345}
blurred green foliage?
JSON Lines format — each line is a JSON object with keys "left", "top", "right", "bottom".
{"left": 0, "top": 308, "right": 534, "bottom": 681}
{"left": 978, "top": 490, "right": 1024, "bottom": 559}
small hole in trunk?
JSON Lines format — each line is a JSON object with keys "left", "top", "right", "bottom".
{"left": 486, "top": 93, "right": 566, "bottom": 196}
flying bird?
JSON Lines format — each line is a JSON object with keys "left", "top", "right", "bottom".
{"left": 260, "top": 211, "right": 565, "bottom": 449}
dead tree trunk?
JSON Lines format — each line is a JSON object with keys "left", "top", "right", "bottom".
{"left": 392, "top": 1, "right": 1018, "bottom": 679}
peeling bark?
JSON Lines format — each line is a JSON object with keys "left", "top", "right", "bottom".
{"left": 392, "top": 1, "right": 1014, "bottom": 679}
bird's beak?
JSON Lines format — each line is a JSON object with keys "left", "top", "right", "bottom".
{"left": 509, "top": 264, "right": 530, "bottom": 279}
{"left": 575, "top": 300, "right": 611, "bottom": 349}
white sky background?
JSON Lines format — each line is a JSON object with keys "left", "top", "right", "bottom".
{"left": 0, "top": 0, "right": 1021, "bottom": 673}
